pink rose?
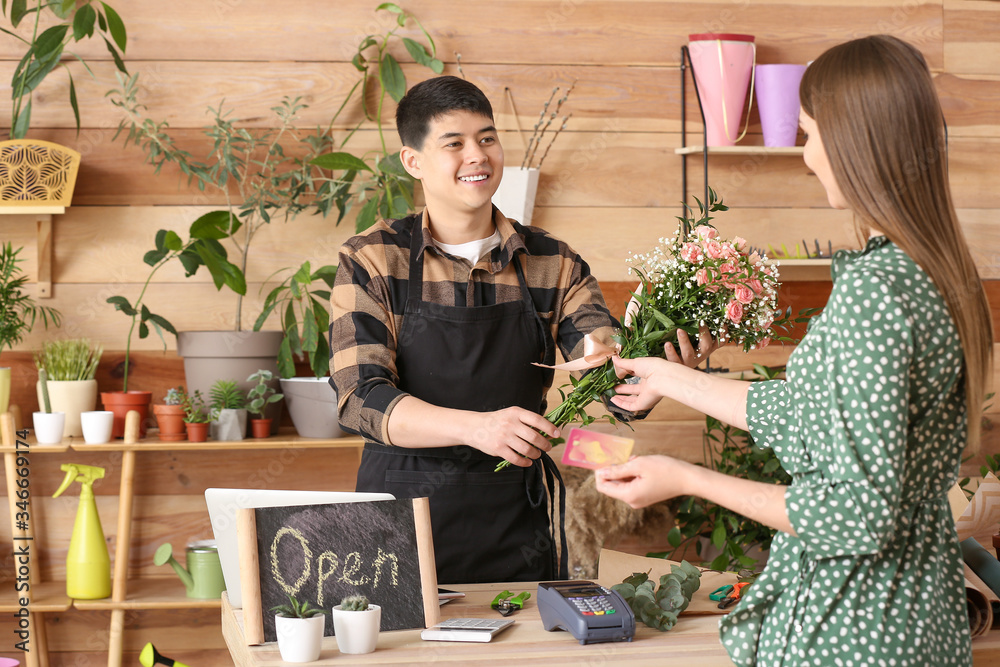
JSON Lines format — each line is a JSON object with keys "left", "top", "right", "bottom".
{"left": 753, "top": 336, "right": 771, "bottom": 350}
{"left": 681, "top": 242, "right": 704, "bottom": 263}
{"left": 747, "top": 278, "right": 763, "bottom": 295}
{"left": 734, "top": 285, "right": 754, "bottom": 304}
{"left": 695, "top": 225, "right": 718, "bottom": 240}
{"left": 749, "top": 251, "right": 761, "bottom": 265}
{"left": 722, "top": 243, "right": 740, "bottom": 260}
{"left": 733, "top": 236, "right": 747, "bottom": 251}
{"left": 726, "top": 300, "right": 744, "bottom": 324}
{"left": 719, "top": 261, "right": 737, "bottom": 274}
{"left": 696, "top": 268, "right": 710, "bottom": 286}
{"left": 704, "top": 239, "right": 725, "bottom": 260}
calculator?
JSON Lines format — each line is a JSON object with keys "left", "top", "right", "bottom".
{"left": 420, "top": 617, "right": 515, "bottom": 642}
{"left": 537, "top": 580, "right": 635, "bottom": 645}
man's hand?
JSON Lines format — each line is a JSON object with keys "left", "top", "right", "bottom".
{"left": 468, "top": 406, "right": 559, "bottom": 468}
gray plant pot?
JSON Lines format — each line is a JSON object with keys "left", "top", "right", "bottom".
{"left": 177, "top": 330, "right": 284, "bottom": 434}
{"left": 279, "top": 377, "right": 344, "bottom": 439}
{"left": 210, "top": 408, "right": 247, "bottom": 442}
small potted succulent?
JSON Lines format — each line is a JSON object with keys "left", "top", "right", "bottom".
{"left": 271, "top": 592, "right": 329, "bottom": 663}
{"left": 152, "top": 386, "right": 187, "bottom": 442}
{"left": 331, "top": 594, "right": 381, "bottom": 655}
{"left": 181, "top": 390, "right": 210, "bottom": 443}
{"left": 208, "top": 379, "right": 248, "bottom": 441}
{"left": 245, "top": 370, "right": 283, "bottom": 438}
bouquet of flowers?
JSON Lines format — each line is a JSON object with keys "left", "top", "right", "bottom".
{"left": 496, "top": 189, "right": 782, "bottom": 471}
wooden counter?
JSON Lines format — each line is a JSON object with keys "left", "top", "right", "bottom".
{"left": 222, "top": 583, "right": 1000, "bottom": 666}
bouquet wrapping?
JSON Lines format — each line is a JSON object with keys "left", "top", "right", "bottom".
{"left": 496, "top": 190, "right": 782, "bottom": 471}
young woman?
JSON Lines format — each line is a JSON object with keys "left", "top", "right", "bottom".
{"left": 595, "top": 35, "right": 991, "bottom": 666}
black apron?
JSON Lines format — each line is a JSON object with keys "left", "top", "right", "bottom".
{"left": 355, "top": 217, "right": 568, "bottom": 584}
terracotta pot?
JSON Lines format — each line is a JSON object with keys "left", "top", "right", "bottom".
{"left": 100, "top": 391, "right": 153, "bottom": 439}
{"left": 185, "top": 421, "right": 209, "bottom": 442}
{"left": 250, "top": 418, "right": 272, "bottom": 439}
{"left": 152, "top": 404, "right": 187, "bottom": 442}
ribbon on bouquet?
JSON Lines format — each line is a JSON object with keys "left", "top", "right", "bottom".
{"left": 532, "top": 332, "right": 626, "bottom": 378}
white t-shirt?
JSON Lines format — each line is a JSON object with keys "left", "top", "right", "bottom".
{"left": 433, "top": 229, "right": 502, "bottom": 265}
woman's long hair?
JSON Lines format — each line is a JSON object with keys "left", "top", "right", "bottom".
{"left": 800, "top": 35, "right": 993, "bottom": 449}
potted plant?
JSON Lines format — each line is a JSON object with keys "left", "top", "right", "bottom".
{"left": 208, "top": 379, "right": 247, "bottom": 442}
{"left": 331, "top": 594, "right": 381, "bottom": 655}
{"left": 152, "top": 387, "right": 187, "bottom": 442}
{"left": 32, "top": 368, "right": 64, "bottom": 444}
{"left": 181, "top": 390, "right": 209, "bottom": 443}
{"left": 245, "top": 370, "right": 282, "bottom": 438}
{"left": 254, "top": 261, "right": 343, "bottom": 438}
{"left": 1, "top": 242, "right": 61, "bottom": 414}
{"left": 104, "top": 215, "right": 244, "bottom": 438}
{"left": 33, "top": 338, "right": 101, "bottom": 438}
{"left": 271, "top": 592, "right": 329, "bottom": 663}
{"left": 105, "top": 4, "right": 442, "bottom": 410}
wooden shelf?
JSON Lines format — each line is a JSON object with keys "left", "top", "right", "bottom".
{"left": 0, "top": 580, "right": 71, "bottom": 613}
{"left": 69, "top": 433, "right": 364, "bottom": 452}
{"left": 73, "top": 577, "right": 223, "bottom": 610}
{"left": 0, "top": 441, "right": 69, "bottom": 454}
{"left": 674, "top": 145, "right": 804, "bottom": 156}
{"left": 774, "top": 258, "right": 833, "bottom": 281}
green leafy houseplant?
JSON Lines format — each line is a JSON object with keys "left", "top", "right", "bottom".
{"left": 245, "top": 370, "right": 282, "bottom": 418}
{"left": 105, "top": 212, "right": 244, "bottom": 392}
{"left": 271, "top": 592, "right": 329, "bottom": 619}
{"left": 611, "top": 563, "right": 702, "bottom": 632}
{"left": 654, "top": 364, "right": 793, "bottom": 573}
{"left": 181, "top": 389, "right": 208, "bottom": 424}
{"left": 0, "top": 242, "right": 61, "bottom": 354}
{"left": 107, "top": 3, "right": 442, "bottom": 335}
{"left": 254, "top": 262, "right": 337, "bottom": 378}
{"left": 1, "top": 0, "right": 128, "bottom": 138}
{"left": 33, "top": 338, "right": 100, "bottom": 380}
{"left": 209, "top": 379, "right": 246, "bottom": 415}
{"left": 163, "top": 386, "right": 184, "bottom": 406}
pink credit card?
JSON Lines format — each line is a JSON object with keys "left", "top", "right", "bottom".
{"left": 561, "top": 428, "right": 634, "bottom": 470}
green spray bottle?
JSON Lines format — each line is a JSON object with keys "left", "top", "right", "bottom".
{"left": 53, "top": 463, "right": 111, "bottom": 599}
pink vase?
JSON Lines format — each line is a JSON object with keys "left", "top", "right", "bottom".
{"left": 688, "top": 33, "right": 756, "bottom": 146}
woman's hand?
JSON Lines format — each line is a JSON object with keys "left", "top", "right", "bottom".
{"left": 665, "top": 325, "right": 718, "bottom": 368}
{"left": 608, "top": 355, "right": 673, "bottom": 413}
{"left": 467, "top": 406, "right": 557, "bottom": 468}
{"left": 594, "top": 455, "right": 689, "bottom": 508}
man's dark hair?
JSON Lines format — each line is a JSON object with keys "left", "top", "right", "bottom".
{"left": 396, "top": 75, "right": 494, "bottom": 149}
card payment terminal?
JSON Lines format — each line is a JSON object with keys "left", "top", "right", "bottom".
{"left": 537, "top": 580, "right": 636, "bottom": 645}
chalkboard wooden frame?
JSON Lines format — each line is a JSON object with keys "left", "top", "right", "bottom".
{"left": 237, "top": 497, "right": 439, "bottom": 645}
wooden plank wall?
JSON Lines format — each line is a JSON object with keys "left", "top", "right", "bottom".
{"left": 1, "top": 0, "right": 999, "bottom": 662}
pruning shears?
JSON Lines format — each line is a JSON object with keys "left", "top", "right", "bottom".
{"left": 491, "top": 590, "right": 531, "bottom": 616}
{"left": 717, "top": 582, "right": 750, "bottom": 609}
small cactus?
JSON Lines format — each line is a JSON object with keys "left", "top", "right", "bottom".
{"left": 340, "top": 594, "right": 370, "bottom": 611}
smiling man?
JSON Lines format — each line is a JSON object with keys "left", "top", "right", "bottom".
{"left": 328, "top": 75, "right": 621, "bottom": 584}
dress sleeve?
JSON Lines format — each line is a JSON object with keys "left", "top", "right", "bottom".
{"left": 745, "top": 379, "right": 801, "bottom": 461}
{"left": 328, "top": 245, "right": 408, "bottom": 444}
{"left": 784, "top": 271, "right": 914, "bottom": 559}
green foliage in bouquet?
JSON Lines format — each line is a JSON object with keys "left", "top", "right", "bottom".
{"left": 611, "top": 562, "right": 702, "bottom": 632}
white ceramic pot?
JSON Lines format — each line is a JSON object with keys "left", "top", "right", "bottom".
{"left": 491, "top": 166, "right": 540, "bottom": 225}
{"left": 274, "top": 614, "right": 325, "bottom": 663}
{"left": 32, "top": 411, "right": 65, "bottom": 444}
{"left": 37, "top": 378, "right": 98, "bottom": 437}
{"left": 280, "top": 378, "right": 343, "bottom": 438}
{"left": 332, "top": 604, "right": 381, "bottom": 655}
{"left": 210, "top": 408, "right": 247, "bottom": 441}
{"left": 80, "top": 411, "right": 114, "bottom": 445}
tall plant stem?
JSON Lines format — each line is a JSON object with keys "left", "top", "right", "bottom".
{"left": 122, "top": 256, "right": 170, "bottom": 392}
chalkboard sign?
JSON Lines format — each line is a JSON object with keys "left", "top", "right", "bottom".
{"left": 237, "top": 497, "right": 439, "bottom": 645}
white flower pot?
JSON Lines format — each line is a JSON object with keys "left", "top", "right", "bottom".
{"left": 491, "top": 166, "right": 540, "bottom": 225}
{"left": 80, "top": 411, "right": 114, "bottom": 445}
{"left": 332, "top": 604, "right": 381, "bottom": 654}
{"left": 274, "top": 614, "right": 325, "bottom": 663}
{"left": 32, "top": 411, "right": 65, "bottom": 444}
{"left": 36, "top": 378, "right": 98, "bottom": 437}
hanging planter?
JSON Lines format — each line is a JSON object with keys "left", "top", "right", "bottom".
{"left": 0, "top": 140, "right": 81, "bottom": 208}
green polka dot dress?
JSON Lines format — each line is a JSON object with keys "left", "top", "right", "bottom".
{"left": 720, "top": 236, "right": 973, "bottom": 666}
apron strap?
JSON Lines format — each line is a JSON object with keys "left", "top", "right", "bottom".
{"left": 527, "top": 454, "right": 569, "bottom": 579}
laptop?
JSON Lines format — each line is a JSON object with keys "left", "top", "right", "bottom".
{"left": 204, "top": 488, "right": 394, "bottom": 608}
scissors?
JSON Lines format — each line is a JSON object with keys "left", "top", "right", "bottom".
{"left": 718, "top": 582, "right": 750, "bottom": 609}
{"left": 491, "top": 590, "right": 531, "bottom": 616}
